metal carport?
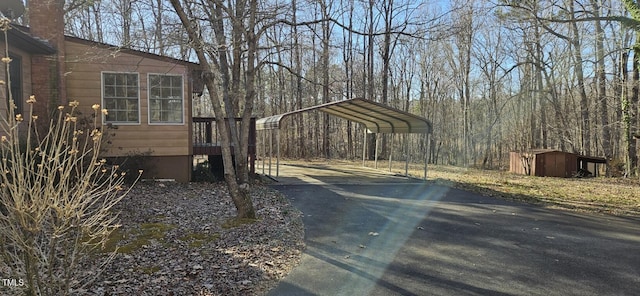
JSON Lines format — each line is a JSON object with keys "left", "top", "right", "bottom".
{"left": 256, "top": 98, "right": 433, "bottom": 179}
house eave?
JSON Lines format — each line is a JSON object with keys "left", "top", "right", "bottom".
{"left": 63, "top": 35, "right": 200, "bottom": 69}
{"left": 2, "top": 25, "right": 56, "bottom": 55}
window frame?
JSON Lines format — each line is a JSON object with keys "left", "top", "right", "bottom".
{"left": 101, "top": 71, "right": 141, "bottom": 125}
{"left": 147, "top": 73, "right": 185, "bottom": 125}
{"left": 6, "top": 52, "right": 23, "bottom": 115}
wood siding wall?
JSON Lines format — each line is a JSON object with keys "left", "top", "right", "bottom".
{"left": 64, "top": 40, "right": 193, "bottom": 158}
{"left": 510, "top": 151, "right": 579, "bottom": 178}
{"left": 509, "top": 152, "right": 527, "bottom": 175}
{"left": 534, "top": 151, "right": 577, "bottom": 178}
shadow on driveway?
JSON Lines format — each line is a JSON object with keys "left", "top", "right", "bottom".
{"left": 266, "top": 164, "right": 640, "bottom": 296}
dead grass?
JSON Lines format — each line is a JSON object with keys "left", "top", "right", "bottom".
{"left": 288, "top": 158, "right": 640, "bottom": 216}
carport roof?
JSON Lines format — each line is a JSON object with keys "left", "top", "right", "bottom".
{"left": 256, "top": 98, "right": 432, "bottom": 134}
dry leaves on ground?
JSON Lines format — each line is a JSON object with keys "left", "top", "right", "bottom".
{"left": 80, "top": 181, "right": 305, "bottom": 296}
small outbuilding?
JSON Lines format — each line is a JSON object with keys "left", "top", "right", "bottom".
{"left": 509, "top": 149, "right": 606, "bottom": 178}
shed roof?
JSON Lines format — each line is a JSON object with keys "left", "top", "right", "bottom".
{"left": 515, "top": 149, "right": 606, "bottom": 163}
{"left": 524, "top": 149, "right": 562, "bottom": 155}
{"left": 256, "top": 98, "right": 432, "bottom": 134}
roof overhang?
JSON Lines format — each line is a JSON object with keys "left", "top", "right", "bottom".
{"left": 2, "top": 25, "right": 56, "bottom": 55}
{"left": 577, "top": 155, "right": 606, "bottom": 164}
{"left": 257, "top": 98, "right": 432, "bottom": 134}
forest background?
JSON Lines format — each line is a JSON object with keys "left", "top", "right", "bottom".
{"left": 15, "top": 0, "right": 640, "bottom": 177}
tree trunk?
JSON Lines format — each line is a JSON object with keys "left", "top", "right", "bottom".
{"left": 343, "top": 0, "right": 354, "bottom": 159}
{"left": 619, "top": 0, "right": 640, "bottom": 176}
{"left": 170, "top": 0, "right": 255, "bottom": 219}
{"left": 543, "top": 63, "right": 571, "bottom": 152}
{"left": 461, "top": 11, "right": 473, "bottom": 167}
{"left": 569, "top": 1, "right": 591, "bottom": 155}
{"left": 321, "top": 1, "right": 331, "bottom": 158}
{"left": 591, "top": 0, "right": 611, "bottom": 174}
{"left": 292, "top": 0, "right": 304, "bottom": 158}
{"left": 238, "top": 0, "right": 258, "bottom": 184}
{"left": 630, "top": 48, "right": 639, "bottom": 175}
{"left": 380, "top": 0, "right": 393, "bottom": 159}
{"left": 612, "top": 49, "right": 626, "bottom": 161}
{"left": 120, "top": 0, "right": 132, "bottom": 46}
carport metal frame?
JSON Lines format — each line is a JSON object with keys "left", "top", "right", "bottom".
{"left": 257, "top": 98, "right": 433, "bottom": 179}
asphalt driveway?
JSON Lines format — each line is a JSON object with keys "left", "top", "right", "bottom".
{"left": 266, "top": 163, "right": 640, "bottom": 296}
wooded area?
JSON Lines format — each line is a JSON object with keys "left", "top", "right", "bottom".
{"left": 25, "top": 0, "right": 640, "bottom": 177}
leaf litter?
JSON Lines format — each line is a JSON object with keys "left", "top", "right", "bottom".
{"left": 79, "top": 182, "right": 305, "bottom": 295}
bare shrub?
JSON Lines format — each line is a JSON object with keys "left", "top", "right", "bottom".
{"left": 0, "top": 18, "right": 140, "bottom": 295}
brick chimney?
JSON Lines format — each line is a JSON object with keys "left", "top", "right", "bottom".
{"left": 27, "top": 0, "right": 67, "bottom": 116}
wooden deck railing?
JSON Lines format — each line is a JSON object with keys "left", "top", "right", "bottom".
{"left": 192, "top": 117, "right": 256, "bottom": 157}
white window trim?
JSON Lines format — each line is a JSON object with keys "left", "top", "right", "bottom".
{"left": 147, "top": 73, "right": 185, "bottom": 126}
{"left": 101, "top": 71, "right": 141, "bottom": 125}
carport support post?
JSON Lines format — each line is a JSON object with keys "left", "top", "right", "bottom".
{"left": 389, "top": 133, "right": 394, "bottom": 172}
{"left": 362, "top": 129, "right": 367, "bottom": 167}
{"left": 374, "top": 133, "right": 379, "bottom": 169}
{"left": 424, "top": 133, "right": 430, "bottom": 180}
{"left": 276, "top": 128, "right": 280, "bottom": 177}
{"left": 261, "top": 131, "right": 265, "bottom": 175}
{"left": 268, "top": 130, "right": 272, "bottom": 176}
{"left": 405, "top": 134, "right": 409, "bottom": 177}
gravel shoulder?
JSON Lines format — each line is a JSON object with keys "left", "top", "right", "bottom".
{"left": 83, "top": 181, "right": 305, "bottom": 295}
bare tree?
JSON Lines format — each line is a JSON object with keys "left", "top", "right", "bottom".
{"left": 292, "top": 0, "right": 305, "bottom": 158}
{"left": 447, "top": 1, "right": 475, "bottom": 166}
{"left": 169, "top": 0, "right": 256, "bottom": 219}
{"left": 474, "top": 10, "right": 509, "bottom": 169}
{"left": 622, "top": 0, "right": 640, "bottom": 176}
{"left": 320, "top": 0, "right": 332, "bottom": 158}
{"left": 590, "top": 0, "right": 612, "bottom": 173}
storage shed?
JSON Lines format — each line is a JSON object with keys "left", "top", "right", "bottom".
{"left": 509, "top": 149, "right": 606, "bottom": 178}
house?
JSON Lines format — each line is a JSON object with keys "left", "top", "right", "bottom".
{"left": 0, "top": 0, "right": 255, "bottom": 182}
{"left": 509, "top": 149, "right": 607, "bottom": 178}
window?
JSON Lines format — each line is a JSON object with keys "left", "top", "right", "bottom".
{"left": 148, "top": 74, "right": 183, "bottom": 124}
{"left": 102, "top": 72, "right": 139, "bottom": 123}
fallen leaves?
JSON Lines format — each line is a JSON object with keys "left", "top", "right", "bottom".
{"left": 79, "top": 182, "right": 305, "bottom": 295}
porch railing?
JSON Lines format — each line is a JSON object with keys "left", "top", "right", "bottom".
{"left": 192, "top": 117, "right": 256, "bottom": 157}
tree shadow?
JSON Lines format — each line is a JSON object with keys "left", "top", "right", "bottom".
{"left": 270, "top": 181, "right": 640, "bottom": 295}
